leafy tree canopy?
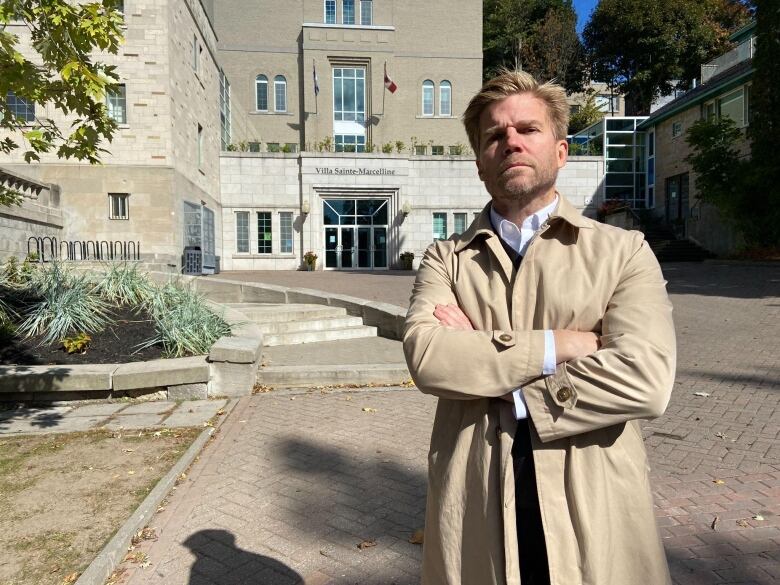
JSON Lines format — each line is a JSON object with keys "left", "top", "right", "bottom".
{"left": 484, "top": 0, "right": 585, "bottom": 92}
{"left": 584, "top": 0, "right": 752, "bottom": 114}
{"left": 0, "top": 0, "right": 123, "bottom": 205}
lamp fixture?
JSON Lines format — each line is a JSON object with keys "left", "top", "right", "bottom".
{"left": 301, "top": 200, "right": 311, "bottom": 215}
{"left": 401, "top": 201, "right": 411, "bottom": 216}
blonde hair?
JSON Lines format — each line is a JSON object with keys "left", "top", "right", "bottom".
{"left": 462, "top": 69, "right": 570, "bottom": 153}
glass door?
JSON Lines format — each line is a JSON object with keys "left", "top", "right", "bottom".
{"left": 340, "top": 227, "right": 355, "bottom": 268}
{"left": 323, "top": 198, "right": 389, "bottom": 269}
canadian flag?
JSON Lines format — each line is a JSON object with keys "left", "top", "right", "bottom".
{"left": 384, "top": 63, "right": 397, "bottom": 94}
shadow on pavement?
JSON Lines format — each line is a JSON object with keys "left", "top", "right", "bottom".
{"left": 184, "top": 529, "right": 303, "bottom": 585}
{"left": 662, "top": 263, "right": 780, "bottom": 300}
{"left": 666, "top": 538, "right": 777, "bottom": 585}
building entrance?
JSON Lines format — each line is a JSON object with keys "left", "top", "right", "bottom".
{"left": 323, "top": 198, "right": 388, "bottom": 269}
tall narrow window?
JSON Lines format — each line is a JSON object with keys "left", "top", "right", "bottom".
{"left": 324, "top": 0, "right": 336, "bottom": 23}
{"left": 256, "top": 75, "right": 268, "bottom": 111}
{"left": 343, "top": 0, "right": 355, "bottom": 24}
{"left": 432, "top": 212, "right": 448, "bottom": 241}
{"left": 219, "top": 71, "right": 231, "bottom": 149}
{"left": 106, "top": 84, "right": 127, "bottom": 124}
{"left": 236, "top": 211, "right": 249, "bottom": 253}
{"left": 197, "top": 123, "right": 203, "bottom": 167}
{"left": 5, "top": 91, "right": 34, "bottom": 123}
{"left": 422, "top": 80, "right": 434, "bottom": 116}
{"left": 192, "top": 33, "right": 199, "bottom": 72}
{"left": 333, "top": 68, "right": 365, "bottom": 122}
{"left": 274, "top": 75, "right": 287, "bottom": 112}
{"left": 108, "top": 193, "right": 129, "bottom": 220}
{"left": 360, "top": 0, "right": 372, "bottom": 25}
{"left": 453, "top": 212, "right": 467, "bottom": 235}
{"left": 257, "top": 212, "right": 272, "bottom": 253}
{"left": 280, "top": 212, "right": 293, "bottom": 253}
{"left": 439, "top": 80, "right": 452, "bottom": 117}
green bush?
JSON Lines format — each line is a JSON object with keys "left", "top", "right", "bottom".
{"left": 92, "top": 262, "right": 154, "bottom": 306}
{"left": 139, "top": 281, "right": 232, "bottom": 358}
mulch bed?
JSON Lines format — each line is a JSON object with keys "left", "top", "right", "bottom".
{"left": 0, "top": 306, "right": 166, "bottom": 366}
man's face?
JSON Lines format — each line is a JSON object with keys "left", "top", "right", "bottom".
{"left": 476, "top": 93, "right": 568, "bottom": 205}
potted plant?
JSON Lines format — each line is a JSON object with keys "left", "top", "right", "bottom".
{"left": 304, "top": 251, "right": 318, "bottom": 271}
{"left": 400, "top": 251, "right": 415, "bottom": 270}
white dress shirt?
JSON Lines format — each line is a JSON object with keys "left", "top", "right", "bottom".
{"left": 490, "top": 197, "right": 558, "bottom": 420}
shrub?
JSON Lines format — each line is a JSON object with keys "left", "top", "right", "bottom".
{"left": 17, "top": 262, "right": 113, "bottom": 345}
{"left": 140, "top": 281, "right": 231, "bottom": 358}
{"left": 92, "top": 262, "right": 154, "bottom": 306}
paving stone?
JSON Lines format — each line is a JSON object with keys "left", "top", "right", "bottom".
{"left": 120, "top": 401, "right": 177, "bottom": 415}
{"left": 69, "top": 402, "right": 127, "bottom": 417}
{"left": 103, "top": 413, "right": 166, "bottom": 429}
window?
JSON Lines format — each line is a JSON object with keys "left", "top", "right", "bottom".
{"left": 284, "top": 143, "right": 298, "bottom": 153}
{"left": 280, "top": 212, "right": 293, "bottom": 253}
{"left": 454, "top": 213, "right": 467, "bottom": 235}
{"left": 360, "top": 0, "right": 372, "bottom": 25}
{"left": 256, "top": 75, "right": 268, "bottom": 111}
{"left": 570, "top": 104, "right": 581, "bottom": 114}
{"left": 333, "top": 68, "right": 365, "bottom": 122}
{"left": 596, "top": 94, "right": 618, "bottom": 113}
{"left": 431, "top": 145, "right": 444, "bottom": 155}
{"left": 415, "top": 144, "right": 427, "bottom": 156}
{"left": 422, "top": 80, "right": 434, "bottom": 116}
{"left": 335, "top": 134, "right": 365, "bottom": 152}
{"left": 704, "top": 101, "right": 716, "bottom": 121}
{"left": 439, "top": 80, "right": 452, "bottom": 117}
{"left": 109, "top": 193, "right": 129, "bottom": 220}
{"left": 432, "top": 213, "right": 447, "bottom": 241}
{"left": 257, "top": 212, "right": 272, "bottom": 253}
{"left": 248, "top": 141, "right": 261, "bottom": 152}
{"left": 5, "top": 91, "right": 34, "bottom": 123}
{"left": 745, "top": 84, "right": 752, "bottom": 125}
{"left": 267, "top": 142, "right": 281, "bottom": 152}
{"left": 718, "top": 88, "right": 745, "bottom": 127}
{"left": 671, "top": 121, "right": 682, "bottom": 138}
{"left": 219, "top": 71, "right": 231, "bottom": 150}
{"left": 449, "top": 145, "right": 462, "bottom": 155}
{"left": 197, "top": 124, "right": 203, "bottom": 166}
{"left": 236, "top": 211, "right": 249, "bottom": 253}
{"left": 324, "top": 0, "right": 336, "bottom": 23}
{"left": 192, "top": 34, "right": 200, "bottom": 72}
{"left": 343, "top": 0, "right": 355, "bottom": 24}
{"left": 106, "top": 84, "right": 127, "bottom": 124}
{"left": 274, "top": 75, "right": 287, "bottom": 112}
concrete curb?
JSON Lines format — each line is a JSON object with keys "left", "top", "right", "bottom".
{"left": 74, "top": 398, "right": 238, "bottom": 585}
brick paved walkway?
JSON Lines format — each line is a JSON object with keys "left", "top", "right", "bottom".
{"left": 114, "top": 262, "right": 780, "bottom": 585}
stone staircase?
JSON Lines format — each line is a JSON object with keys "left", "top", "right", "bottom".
{"left": 222, "top": 303, "right": 378, "bottom": 346}
{"left": 642, "top": 225, "right": 715, "bottom": 263}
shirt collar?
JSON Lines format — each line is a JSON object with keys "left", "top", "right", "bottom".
{"left": 489, "top": 196, "right": 559, "bottom": 255}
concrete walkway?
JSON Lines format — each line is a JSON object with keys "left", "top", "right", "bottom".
{"left": 104, "top": 261, "right": 780, "bottom": 585}
{"left": 0, "top": 399, "right": 227, "bottom": 435}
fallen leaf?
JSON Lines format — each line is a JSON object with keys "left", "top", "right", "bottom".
{"left": 127, "top": 470, "right": 135, "bottom": 475}
{"left": 736, "top": 518, "right": 750, "bottom": 527}
{"left": 713, "top": 479, "right": 725, "bottom": 485}
{"left": 123, "top": 448, "right": 134, "bottom": 453}
{"left": 49, "top": 565, "right": 60, "bottom": 574}
{"left": 409, "top": 529, "right": 425, "bottom": 544}
{"left": 345, "top": 396, "right": 353, "bottom": 401}
{"left": 61, "top": 573, "right": 79, "bottom": 585}
{"left": 203, "top": 420, "right": 214, "bottom": 427}
{"left": 710, "top": 516, "right": 719, "bottom": 530}
{"left": 216, "top": 408, "right": 226, "bottom": 415}
{"left": 357, "top": 539, "right": 377, "bottom": 549}
{"left": 362, "top": 407, "right": 377, "bottom": 413}
{"left": 753, "top": 515, "right": 765, "bottom": 521}
{"left": 140, "top": 561, "right": 151, "bottom": 568}
{"left": 693, "top": 392, "right": 710, "bottom": 397}
{"left": 715, "top": 432, "right": 728, "bottom": 440}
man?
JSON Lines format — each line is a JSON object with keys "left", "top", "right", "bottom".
{"left": 403, "top": 70, "right": 676, "bottom": 585}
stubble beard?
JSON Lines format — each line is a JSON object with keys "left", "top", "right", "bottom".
{"left": 493, "top": 162, "right": 559, "bottom": 207}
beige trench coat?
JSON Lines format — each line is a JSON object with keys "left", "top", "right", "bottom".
{"left": 403, "top": 196, "right": 676, "bottom": 585}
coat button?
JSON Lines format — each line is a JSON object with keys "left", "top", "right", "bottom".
{"left": 557, "top": 387, "right": 572, "bottom": 402}
{"left": 499, "top": 333, "right": 512, "bottom": 342}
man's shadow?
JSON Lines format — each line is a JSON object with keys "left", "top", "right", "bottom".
{"left": 184, "top": 529, "right": 303, "bottom": 585}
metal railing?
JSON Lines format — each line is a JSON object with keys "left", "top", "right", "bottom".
{"left": 701, "top": 37, "right": 755, "bottom": 84}
{"left": 27, "top": 236, "right": 140, "bottom": 263}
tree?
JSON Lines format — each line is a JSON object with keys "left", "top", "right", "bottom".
{"left": 744, "top": 0, "right": 780, "bottom": 246}
{"left": 584, "top": 0, "right": 751, "bottom": 114}
{"left": 483, "top": 0, "right": 585, "bottom": 92}
{"left": 568, "top": 91, "right": 604, "bottom": 135}
{"left": 0, "top": 0, "right": 123, "bottom": 206}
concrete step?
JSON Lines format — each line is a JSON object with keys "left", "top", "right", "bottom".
{"left": 257, "top": 363, "right": 410, "bottom": 387}
{"left": 255, "top": 315, "right": 365, "bottom": 334}
{"left": 264, "top": 325, "right": 378, "bottom": 347}
{"left": 223, "top": 303, "right": 347, "bottom": 322}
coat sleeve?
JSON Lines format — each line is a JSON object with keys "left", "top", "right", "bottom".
{"left": 403, "top": 240, "right": 546, "bottom": 400}
{"left": 523, "top": 235, "right": 676, "bottom": 442}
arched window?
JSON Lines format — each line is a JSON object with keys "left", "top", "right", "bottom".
{"left": 274, "top": 75, "right": 287, "bottom": 112}
{"left": 422, "top": 80, "right": 434, "bottom": 116}
{"left": 255, "top": 75, "right": 268, "bottom": 111}
{"left": 439, "top": 80, "right": 452, "bottom": 117}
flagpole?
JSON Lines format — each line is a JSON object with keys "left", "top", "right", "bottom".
{"left": 313, "top": 59, "right": 318, "bottom": 116}
{"left": 382, "top": 61, "right": 386, "bottom": 116}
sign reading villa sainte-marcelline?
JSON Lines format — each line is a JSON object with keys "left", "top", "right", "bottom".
{"left": 305, "top": 165, "right": 408, "bottom": 176}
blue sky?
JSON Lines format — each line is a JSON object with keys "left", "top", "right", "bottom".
{"left": 572, "top": 0, "right": 599, "bottom": 35}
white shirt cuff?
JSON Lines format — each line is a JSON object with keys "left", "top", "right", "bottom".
{"left": 543, "top": 329, "right": 557, "bottom": 375}
{"left": 512, "top": 389, "right": 528, "bottom": 420}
